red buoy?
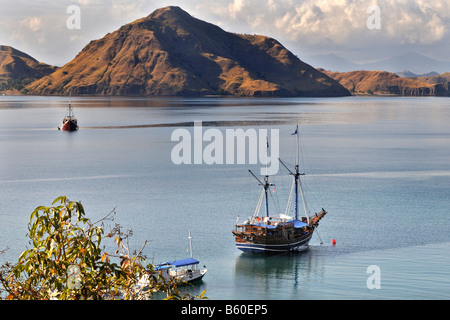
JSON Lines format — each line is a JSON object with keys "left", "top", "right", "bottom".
{"left": 332, "top": 239, "right": 336, "bottom": 245}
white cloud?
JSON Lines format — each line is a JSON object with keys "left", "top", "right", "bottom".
{"left": 108, "top": 0, "right": 148, "bottom": 22}
{"left": 200, "top": 0, "right": 449, "bottom": 45}
{"left": 189, "top": 0, "right": 449, "bottom": 62}
{"left": 382, "top": 0, "right": 449, "bottom": 45}
{"left": 19, "top": 17, "right": 43, "bottom": 32}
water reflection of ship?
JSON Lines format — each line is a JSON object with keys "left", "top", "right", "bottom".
{"left": 234, "top": 248, "right": 326, "bottom": 293}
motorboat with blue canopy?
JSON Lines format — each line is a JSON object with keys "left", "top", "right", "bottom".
{"left": 140, "top": 231, "right": 207, "bottom": 286}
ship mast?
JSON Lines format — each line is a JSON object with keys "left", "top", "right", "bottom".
{"left": 249, "top": 135, "right": 275, "bottom": 218}
{"left": 188, "top": 229, "right": 193, "bottom": 258}
{"left": 279, "top": 125, "right": 311, "bottom": 224}
{"left": 249, "top": 170, "right": 272, "bottom": 217}
{"left": 66, "top": 103, "right": 74, "bottom": 119}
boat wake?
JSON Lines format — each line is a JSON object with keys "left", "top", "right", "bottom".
{"left": 81, "top": 120, "right": 290, "bottom": 129}
{"left": 314, "top": 170, "right": 450, "bottom": 180}
{"left": 0, "top": 174, "right": 134, "bottom": 184}
{"left": 4, "top": 120, "right": 292, "bottom": 131}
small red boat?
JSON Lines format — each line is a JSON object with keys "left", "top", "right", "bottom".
{"left": 60, "top": 103, "right": 78, "bottom": 131}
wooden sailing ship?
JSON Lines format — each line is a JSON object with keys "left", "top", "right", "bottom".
{"left": 232, "top": 126, "right": 327, "bottom": 253}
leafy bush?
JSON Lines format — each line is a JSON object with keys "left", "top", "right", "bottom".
{"left": 0, "top": 196, "right": 205, "bottom": 300}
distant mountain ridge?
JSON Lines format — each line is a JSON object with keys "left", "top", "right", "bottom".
{"left": 321, "top": 69, "right": 450, "bottom": 96}
{"left": 24, "top": 6, "right": 350, "bottom": 97}
{"left": 306, "top": 53, "right": 450, "bottom": 74}
{"left": 395, "top": 71, "right": 439, "bottom": 78}
{"left": 413, "top": 72, "right": 450, "bottom": 85}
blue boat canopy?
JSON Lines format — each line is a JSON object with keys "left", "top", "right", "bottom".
{"left": 171, "top": 258, "right": 199, "bottom": 267}
{"left": 293, "top": 220, "right": 308, "bottom": 228}
{"left": 155, "top": 258, "right": 200, "bottom": 270}
{"left": 251, "top": 222, "right": 277, "bottom": 230}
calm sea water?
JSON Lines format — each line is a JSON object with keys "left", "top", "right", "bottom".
{"left": 0, "top": 95, "right": 449, "bottom": 300}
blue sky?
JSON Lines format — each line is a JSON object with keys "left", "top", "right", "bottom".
{"left": 1, "top": 0, "right": 449, "bottom": 67}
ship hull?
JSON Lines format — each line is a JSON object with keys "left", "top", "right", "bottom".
{"left": 179, "top": 269, "right": 207, "bottom": 283}
{"left": 235, "top": 229, "right": 314, "bottom": 253}
{"left": 61, "top": 119, "right": 78, "bottom": 131}
{"left": 233, "top": 210, "right": 326, "bottom": 254}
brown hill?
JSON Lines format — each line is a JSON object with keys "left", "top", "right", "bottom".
{"left": 320, "top": 69, "right": 449, "bottom": 96}
{"left": 0, "top": 45, "right": 57, "bottom": 93}
{"left": 413, "top": 72, "right": 450, "bottom": 85}
{"left": 25, "top": 6, "right": 349, "bottom": 97}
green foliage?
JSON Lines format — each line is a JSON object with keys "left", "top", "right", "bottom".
{"left": 0, "top": 196, "right": 206, "bottom": 300}
{"left": 0, "top": 77, "right": 33, "bottom": 92}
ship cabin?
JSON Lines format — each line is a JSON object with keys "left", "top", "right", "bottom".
{"left": 234, "top": 214, "right": 311, "bottom": 240}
